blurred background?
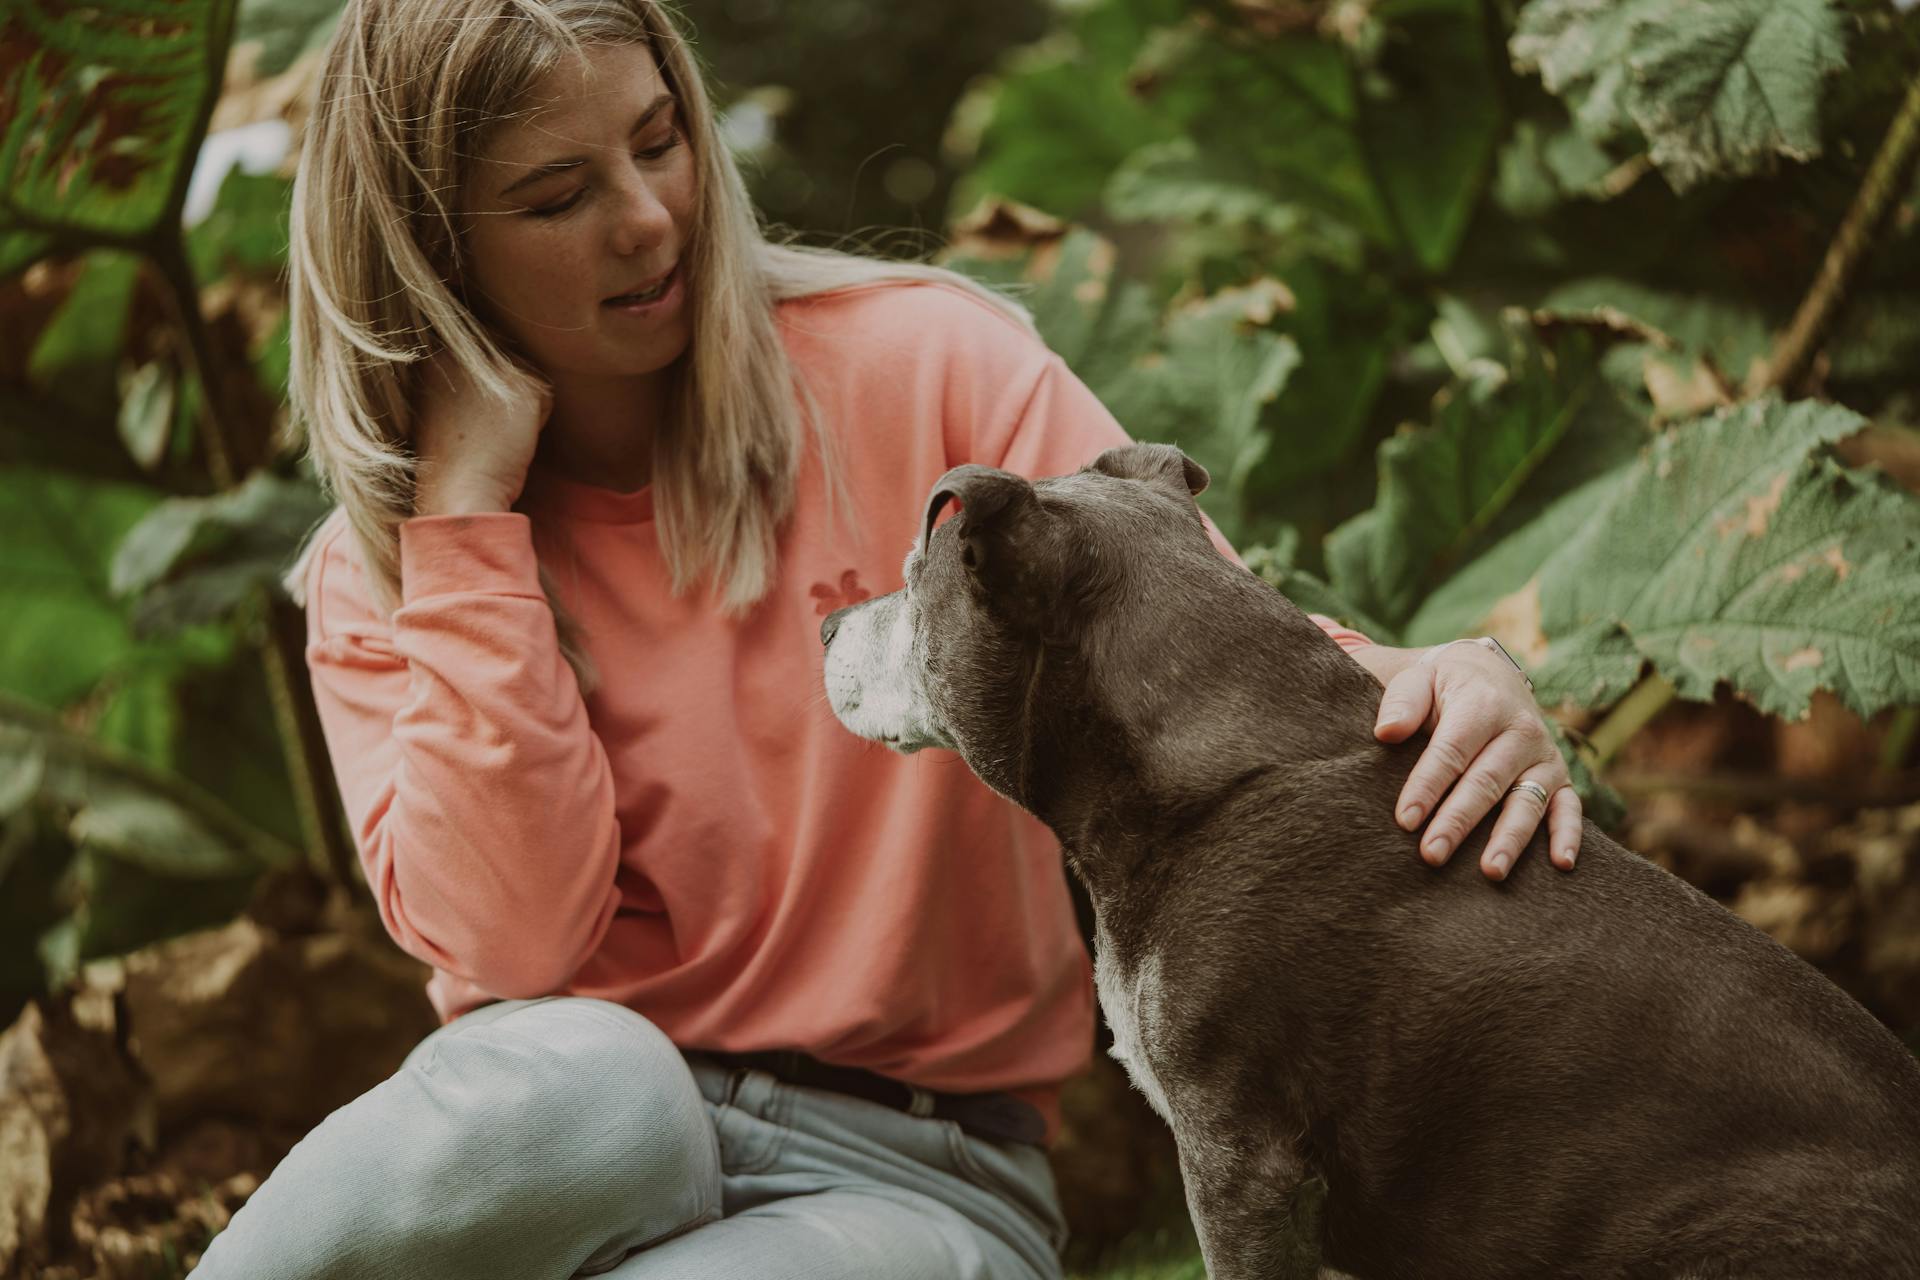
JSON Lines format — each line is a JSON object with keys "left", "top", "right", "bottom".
{"left": 3, "top": 0, "right": 1919, "bottom": 1275}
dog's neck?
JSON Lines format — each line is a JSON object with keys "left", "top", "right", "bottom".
{"left": 1023, "top": 572, "right": 1384, "bottom": 890}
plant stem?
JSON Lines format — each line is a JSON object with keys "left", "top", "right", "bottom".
{"left": 1588, "top": 75, "right": 1920, "bottom": 770}
{"left": 149, "top": 238, "right": 357, "bottom": 892}
{"left": 1765, "top": 73, "right": 1920, "bottom": 398}
{"left": 1585, "top": 671, "right": 1676, "bottom": 771}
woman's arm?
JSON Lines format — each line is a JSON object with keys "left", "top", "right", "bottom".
{"left": 304, "top": 513, "right": 622, "bottom": 996}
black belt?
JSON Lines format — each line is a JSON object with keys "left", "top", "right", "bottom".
{"left": 693, "top": 1048, "right": 1047, "bottom": 1148}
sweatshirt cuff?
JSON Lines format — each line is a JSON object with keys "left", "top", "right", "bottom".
{"left": 399, "top": 513, "right": 543, "bottom": 603}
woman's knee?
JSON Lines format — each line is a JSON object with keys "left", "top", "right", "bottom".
{"left": 414, "top": 998, "right": 720, "bottom": 1214}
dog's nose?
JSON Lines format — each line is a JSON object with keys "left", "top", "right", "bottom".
{"left": 821, "top": 607, "right": 848, "bottom": 648}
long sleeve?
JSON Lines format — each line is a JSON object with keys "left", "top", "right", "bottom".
{"left": 302, "top": 511, "right": 621, "bottom": 997}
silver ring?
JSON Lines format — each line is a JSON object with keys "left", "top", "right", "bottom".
{"left": 1508, "top": 780, "right": 1550, "bottom": 806}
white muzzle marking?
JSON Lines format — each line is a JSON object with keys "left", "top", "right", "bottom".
{"left": 822, "top": 589, "right": 951, "bottom": 753}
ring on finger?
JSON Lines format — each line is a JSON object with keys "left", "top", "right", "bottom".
{"left": 1507, "top": 779, "right": 1549, "bottom": 806}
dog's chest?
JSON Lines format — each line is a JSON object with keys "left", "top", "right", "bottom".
{"left": 1093, "top": 935, "right": 1175, "bottom": 1124}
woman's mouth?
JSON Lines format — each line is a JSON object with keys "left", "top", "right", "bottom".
{"left": 603, "top": 265, "right": 679, "bottom": 309}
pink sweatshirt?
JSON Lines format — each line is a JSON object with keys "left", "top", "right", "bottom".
{"left": 301, "top": 281, "right": 1371, "bottom": 1139}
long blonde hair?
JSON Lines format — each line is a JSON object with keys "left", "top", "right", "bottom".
{"left": 285, "top": 0, "right": 1030, "bottom": 693}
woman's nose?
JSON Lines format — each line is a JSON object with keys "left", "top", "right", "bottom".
{"left": 609, "top": 178, "right": 673, "bottom": 257}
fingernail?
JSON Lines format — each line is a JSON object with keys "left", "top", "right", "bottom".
{"left": 1400, "top": 803, "right": 1423, "bottom": 828}
{"left": 1424, "top": 836, "right": 1449, "bottom": 861}
{"left": 1489, "top": 853, "right": 1511, "bottom": 878}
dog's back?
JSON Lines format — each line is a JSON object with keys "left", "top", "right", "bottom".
{"left": 1144, "top": 731, "right": 1920, "bottom": 1279}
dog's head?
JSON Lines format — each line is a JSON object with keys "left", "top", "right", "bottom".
{"left": 821, "top": 442, "right": 1228, "bottom": 812}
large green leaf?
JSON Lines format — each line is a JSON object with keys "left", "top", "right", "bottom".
{"left": 1324, "top": 320, "right": 1610, "bottom": 629}
{"left": 0, "top": 466, "right": 167, "bottom": 704}
{"left": 1139, "top": 0, "right": 1501, "bottom": 273}
{"left": 110, "top": 467, "right": 332, "bottom": 635}
{"left": 1538, "top": 277, "right": 1774, "bottom": 386}
{"left": 0, "top": 701, "right": 296, "bottom": 878}
{"left": 1532, "top": 398, "right": 1920, "bottom": 720}
{"left": 1100, "top": 282, "right": 1301, "bottom": 539}
{"left": 234, "top": 0, "right": 345, "bottom": 78}
{"left": 1510, "top": 0, "right": 1666, "bottom": 142}
{"left": 0, "top": 0, "right": 238, "bottom": 245}
{"left": 948, "top": 0, "right": 1186, "bottom": 219}
{"left": 949, "top": 227, "right": 1302, "bottom": 544}
{"left": 25, "top": 249, "right": 141, "bottom": 419}
{"left": 1512, "top": 0, "right": 1848, "bottom": 194}
{"left": 1623, "top": 0, "right": 1846, "bottom": 194}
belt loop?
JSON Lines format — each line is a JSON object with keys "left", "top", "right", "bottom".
{"left": 904, "top": 1083, "right": 937, "bottom": 1119}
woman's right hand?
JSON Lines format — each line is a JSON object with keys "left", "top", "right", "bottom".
{"left": 411, "top": 350, "right": 553, "bottom": 516}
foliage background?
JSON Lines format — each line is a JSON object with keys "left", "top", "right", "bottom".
{"left": 3, "top": 0, "right": 1920, "bottom": 1275}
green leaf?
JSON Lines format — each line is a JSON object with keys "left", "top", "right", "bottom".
{"left": 185, "top": 167, "right": 292, "bottom": 280}
{"left": 1621, "top": 0, "right": 1846, "bottom": 194}
{"left": 1512, "top": 0, "right": 1848, "bottom": 195}
{"left": 1538, "top": 277, "right": 1773, "bottom": 386}
{"left": 0, "top": 229, "right": 52, "bottom": 277}
{"left": 0, "top": 0, "right": 239, "bottom": 244}
{"left": 948, "top": 0, "right": 1186, "bottom": 219}
{"left": 0, "top": 696, "right": 298, "bottom": 875}
{"left": 1100, "top": 282, "right": 1302, "bottom": 541}
{"left": 1534, "top": 398, "right": 1920, "bottom": 720}
{"left": 234, "top": 0, "right": 345, "bottom": 78}
{"left": 25, "top": 249, "right": 140, "bottom": 418}
{"left": 1493, "top": 118, "right": 1619, "bottom": 218}
{"left": 1325, "top": 319, "right": 1609, "bottom": 629}
{"left": 1243, "top": 542, "right": 1400, "bottom": 644}
{"left": 117, "top": 360, "right": 177, "bottom": 470}
{"left": 111, "top": 469, "right": 333, "bottom": 635}
{"left": 1142, "top": 0, "right": 1500, "bottom": 273}
{"left": 0, "top": 466, "right": 164, "bottom": 704}
{"left": 1510, "top": 0, "right": 1667, "bottom": 142}
{"left": 1106, "top": 136, "right": 1345, "bottom": 243}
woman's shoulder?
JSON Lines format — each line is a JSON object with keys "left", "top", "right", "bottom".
{"left": 776, "top": 277, "right": 1051, "bottom": 378}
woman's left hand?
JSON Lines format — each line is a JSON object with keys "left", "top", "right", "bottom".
{"left": 1369, "top": 640, "right": 1583, "bottom": 880}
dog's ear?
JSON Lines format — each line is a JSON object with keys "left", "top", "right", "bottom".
{"left": 1087, "top": 443, "right": 1209, "bottom": 500}
{"left": 920, "top": 465, "right": 1042, "bottom": 604}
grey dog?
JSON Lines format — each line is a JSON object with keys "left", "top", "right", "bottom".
{"left": 820, "top": 442, "right": 1920, "bottom": 1279}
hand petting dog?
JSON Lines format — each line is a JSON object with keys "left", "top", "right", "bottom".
{"left": 1352, "top": 638, "right": 1582, "bottom": 881}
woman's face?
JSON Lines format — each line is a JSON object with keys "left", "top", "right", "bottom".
{"left": 459, "top": 41, "right": 695, "bottom": 381}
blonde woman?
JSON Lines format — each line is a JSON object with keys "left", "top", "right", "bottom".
{"left": 190, "top": 0, "right": 1583, "bottom": 1275}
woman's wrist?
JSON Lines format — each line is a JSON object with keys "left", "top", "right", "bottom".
{"left": 414, "top": 475, "right": 516, "bottom": 517}
{"left": 1346, "top": 643, "right": 1427, "bottom": 687}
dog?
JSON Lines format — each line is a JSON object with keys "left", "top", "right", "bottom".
{"left": 820, "top": 442, "right": 1920, "bottom": 1279}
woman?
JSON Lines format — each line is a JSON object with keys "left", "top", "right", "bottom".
{"left": 192, "top": 0, "right": 1582, "bottom": 1275}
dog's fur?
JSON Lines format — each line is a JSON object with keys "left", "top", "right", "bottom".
{"left": 820, "top": 444, "right": 1920, "bottom": 1279}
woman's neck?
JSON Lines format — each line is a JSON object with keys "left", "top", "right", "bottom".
{"left": 535, "top": 369, "right": 670, "bottom": 492}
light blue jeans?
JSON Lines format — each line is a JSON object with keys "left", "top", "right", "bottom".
{"left": 189, "top": 996, "right": 1069, "bottom": 1279}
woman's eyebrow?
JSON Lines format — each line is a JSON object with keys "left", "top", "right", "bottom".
{"left": 496, "top": 93, "right": 676, "bottom": 197}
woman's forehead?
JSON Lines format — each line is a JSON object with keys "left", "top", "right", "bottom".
{"left": 477, "top": 42, "right": 669, "bottom": 171}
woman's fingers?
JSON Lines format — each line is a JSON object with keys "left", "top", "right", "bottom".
{"left": 1478, "top": 766, "right": 1561, "bottom": 879}
{"left": 1375, "top": 665, "right": 1436, "bottom": 747}
{"left": 1395, "top": 696, "right": 1499, "bottom": 836}
{"left": 1548, "top": 783, "right": 1584, "bottom": 869}
{"left": 1416, "top": 729, "right": 1530, "bottom": 868}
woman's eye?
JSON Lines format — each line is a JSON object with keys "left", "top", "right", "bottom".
{"left": 528, "top": 190, "right": 583, "bottom": 219}
{"left": 635, "top": 129, "right": 682, "bottom": 162}
{"left": 524, "top": 129, "right": 680, "bottom": 218}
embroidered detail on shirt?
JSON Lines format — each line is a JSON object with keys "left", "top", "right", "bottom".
{"left": 809, "top": 569, "right": 871, "bottom": 616}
